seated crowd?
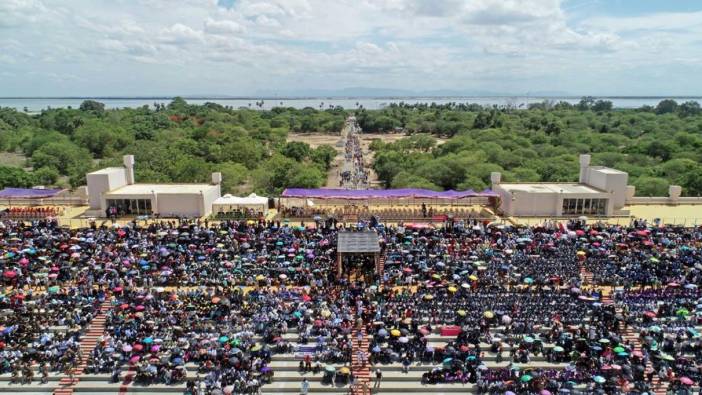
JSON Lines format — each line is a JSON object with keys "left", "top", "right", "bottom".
{"left": 0, "top": 215, "right": 700, "bottom": 393}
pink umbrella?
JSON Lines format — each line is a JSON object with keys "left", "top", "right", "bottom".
{"left": 135, "top": 305, "right": 145, "bottom": 311}
{"left": 18, "top": 258, "right": 29, "bottom": 266}
{"left": 679, "top": 377, "right": 694, "bottom": 386}
{"left": 113, "top": 286, "right": 123, "bottom": 292}
{"left": 70, "top": 252, "right": 80, "bottom": 258}
{"left": 129, "top": 355, "right": 140, "bottom": 363}
{"left": 150, "top": 345, "right": 160, "bottom": 352}
{"left": 122, "top": 345, "right": 133, "bottom": 352}
{"left": 48, "top": 273, "right": 58, "bottom": 279}
{"left": 3, "top": 271, "right": 17, "bottom": 278}
{"left": 50, "top": 266, "right": 59, "bottom": 272}
{"left": 132, "top": 344, "right": 144, "bottom": 352}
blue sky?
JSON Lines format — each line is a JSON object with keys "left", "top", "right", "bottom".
{"left": 1, "top": 0, "right": 701, "bottom": 96}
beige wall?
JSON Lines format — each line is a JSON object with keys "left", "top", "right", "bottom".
{"left": 587, "top": 168, "right": 628, "bottom": 209}
{"left": 87, "top": 169, "right": 127, "bottom": 210}
{"left": 156, "top": 194, "right": 201, "bottom": 217}
{"left": 495, "top": 185, "right": 612, "bottom": 217}
{"left": 201, "top": 185, "right": 221, "bottom": 217}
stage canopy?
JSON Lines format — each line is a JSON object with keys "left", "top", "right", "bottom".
{"left": 281, "top": 188, "right": 499, "bottom": 200}
{"left": 0, "top": 188, "right": 64, "bottom": 199}
{"left": 213, "top": 193, "right": 268, "bottom": 212}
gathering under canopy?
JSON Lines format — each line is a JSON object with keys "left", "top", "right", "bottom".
{"left": 213, "top": 193, "right": 268, "bottom": 213}
{"left": 0, "top": 188, "right": 64, "bottom": 199}
{"left": 281, "top": 188, "right": 499, "bottom": 200}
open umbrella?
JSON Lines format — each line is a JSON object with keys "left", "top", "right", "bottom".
{"left": 593, "top": 376, "right": 606, "bottom": 384}
{"left": 676, "top": 308, "right": 690, "bottom": 317}
{"left": 521, "top": 374, "right": 533, "bottom": 382}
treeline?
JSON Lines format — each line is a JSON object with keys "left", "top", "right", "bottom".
{"left": 1, "top": 97, "right": 702, "bottom": 196}
{"left": 0, "top": 98, "right": 345, "bottom": 194}
{"left": 367, "top": 99, "right": 702, "bottom": 196}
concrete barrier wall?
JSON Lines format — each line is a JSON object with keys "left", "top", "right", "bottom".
{"left": 626, "top": 196, "right": 702, "bottom": 204}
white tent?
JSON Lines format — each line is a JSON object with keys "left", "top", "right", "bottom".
{"left": 213, "top": 193, "right": 268, "bottom": 213}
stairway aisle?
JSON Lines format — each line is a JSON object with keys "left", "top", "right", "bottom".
{"left": 579, "top": 264, "right": 594, "bottom": 286}
{"left": 53, "top": 300, "right": 112, "bottom": 395}
{"left": 351, "top": 327, "right": 371, "bottom": 395}
{"left": 615, "top": 304, "right": 669, "bottom": 395}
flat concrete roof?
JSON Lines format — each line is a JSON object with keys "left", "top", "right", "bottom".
{"left": 105, "top": 183, "right": 217, "bottom": 196}
{"left": 87, "top": 167, "right": 125, "bottom": 175}
{"left": 498, "top": 183, "right": 607, "bottom": 194}
{"left": 338, "top": 231, "right": 381, "bottom": 253}
{"left": 590, "top": 166, "right": 627, "bottom": 175}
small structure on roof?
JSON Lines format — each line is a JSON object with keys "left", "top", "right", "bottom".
{"left": 336, "top": 230, "right": 381, "bottom": 279}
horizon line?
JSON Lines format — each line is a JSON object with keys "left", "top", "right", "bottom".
{"left": 2, "top": 95, "right": 701, "bottom": 100}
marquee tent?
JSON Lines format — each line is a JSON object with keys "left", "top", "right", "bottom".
{"left": 213, "top": 193, "right": 268, "bottom": 213}
{"left": 0, "top": 188, "right": 64, "bottom": 199}
{"left": 281, "top": 188, "right": 499, "bottom": 200}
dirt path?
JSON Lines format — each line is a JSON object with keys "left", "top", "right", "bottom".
{"left": 286, "top": 130, "right": 409, "bottom": 188}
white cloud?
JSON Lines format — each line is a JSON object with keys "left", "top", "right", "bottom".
{"left": 0, "top": 0, "right": 700, "bottom": 96}
{"left": 204, "top": 18, "right": 245, "bottom": 35}
{"left": 0, "top": 0, "right": 49, "bottom": 27}
{"left": 159, "top": 23, "right": 204, "bottom": 45}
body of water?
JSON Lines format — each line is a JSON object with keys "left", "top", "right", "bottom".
{"left": 1, "top": 96, "right": 699, "bottom": 112}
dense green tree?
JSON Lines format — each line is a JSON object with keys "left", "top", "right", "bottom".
{"left": 79, "top": 100, "right": 106, "bottom": 115}
{"left": 310, "top": 145, "right": 337, "bottom": 170}
{"left": 33, "top": 167, "right": 59, "bottom": 185}
{"left": 678, "top": 101, "right": 701, "bottom": 117}
{"left": 655, "top": 99, "right": 678, "bottom": 115}
{"left": 0, "top": 166, "right": 35, "bottom": 189}
{"left": 73, "top": 119, "right": 133, "bottom": 157}
{"left": 682, "top": 167, "right": 702, "bottom": 196}
{"left": 633, "top": 176, "right": 669, "bottom": 196}
{"left": 281, "top": 141, "right": 311, "bottom": 162}
{"left": 31, "top": 141, "right": 92, "bottom": 175}
{"left": 219, "top": 162, "right": 249, "bottom": 193}
{"left": 592, "top": 100, "right": 613, "bottom": 112}
{"left": 391, "top": 171, "right": 440, "bottom": 190}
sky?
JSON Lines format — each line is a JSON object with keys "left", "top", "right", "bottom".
{"left": 1, "top": 0, "right": 701, "bottom": 97}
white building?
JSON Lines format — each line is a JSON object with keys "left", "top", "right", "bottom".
{"left": 86, "top": 155, "right": 222, "bottom": 218}
{"left": 492, "top": 154, "right": 630, "bottom": 217}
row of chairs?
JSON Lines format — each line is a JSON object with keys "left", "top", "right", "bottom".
{"left": 1, "top": 206, "right": 63, "bottom": 219}
{"left": 329, "top": 207, "right": 483, "bottom": 221}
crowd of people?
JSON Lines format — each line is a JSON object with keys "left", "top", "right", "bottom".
{"left": 0, "top": 215, "right": 701, "bottom": 393}
{"left": 1, "top": 206, "right": 62, "bottom": 220}
{"left": 339, "top": 118, "right": 369, "bottom": 189}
